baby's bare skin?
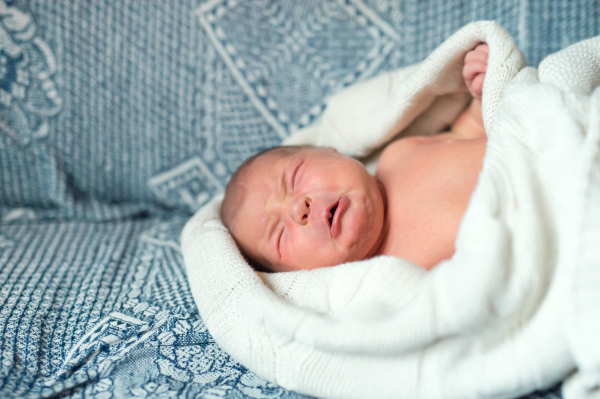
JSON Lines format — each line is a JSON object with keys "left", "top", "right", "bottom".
{"left": 379, "top": 42, "right": 488, "bottom": 269}
{"left": 225, "top": 44, "right": 489, "bottom": 272}
{"left": 375, "top": 100, "right": 487, "bottom": 269}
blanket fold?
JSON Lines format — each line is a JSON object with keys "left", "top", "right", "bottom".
{"left": 182, "top": 21, "right": 600, "bottom": 399}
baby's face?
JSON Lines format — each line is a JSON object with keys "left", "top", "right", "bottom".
{"left": 229, "top": 147, "right": 386, "bottom": 272}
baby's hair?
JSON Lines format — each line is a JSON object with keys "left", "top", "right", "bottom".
{"left": 220, "top": 144, "right": 314, "bottom": 272}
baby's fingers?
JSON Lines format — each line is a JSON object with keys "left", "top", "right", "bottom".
{"left": 471, "top": 73, "right": 485, "bottom": 98}
{"left": 474, "top": 43, "right": 489, "bottom": 54}
{"left": 463, "top": 43, "right": 488, "bottom": 101}
{"left": 464, "top": 49, "right": 488, "bottom": 64}
{"left": 463, "top": 61, "right": 487, "bottom": 83}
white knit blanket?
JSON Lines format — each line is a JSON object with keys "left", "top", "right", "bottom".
{"left": 181, "top": 21, "right": 600, "bottom": 399}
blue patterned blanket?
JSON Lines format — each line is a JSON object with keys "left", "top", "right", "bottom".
{"left": 1, "top": 0, "right": 597, "bottom": 397}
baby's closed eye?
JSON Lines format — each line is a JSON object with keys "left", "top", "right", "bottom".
{"left": 291, "top": 160, "right": 304, "bottom": 191}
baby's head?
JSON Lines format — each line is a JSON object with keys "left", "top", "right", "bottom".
{"left": 221, "top": 145, "right": 386, "bottom": 272}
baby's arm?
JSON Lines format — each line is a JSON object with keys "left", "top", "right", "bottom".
{"left": 449, "top": 44, "right": 489, "bottom": 140}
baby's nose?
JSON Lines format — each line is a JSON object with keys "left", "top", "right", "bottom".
{"left": 291, "top": 197, "right": 311, "bottom": 225}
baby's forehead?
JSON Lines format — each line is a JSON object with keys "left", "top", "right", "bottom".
{"left": 259, "top": 145, "right": 309, "bottom": 161}
{"left": 244, "top": 146, "right": 306, "bottom": 175}
{"left": 234, "top": 147, "right": 307, "bottom": 217}
{"left": 259, "top": 145, "right": 330, "bottom": 163}
{"left": 235, "top": 145, "right": 335, "bottom": 208}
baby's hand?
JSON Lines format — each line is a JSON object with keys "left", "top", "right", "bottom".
{"left": 463, "top": 43, "right": 489, "bottom": 101}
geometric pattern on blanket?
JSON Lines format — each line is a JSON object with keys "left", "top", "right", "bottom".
{"left": 2, "top": 0, "right": 599, "bottom": 398}
{"left": 1, "top": 0, "right": 598, "bottom": 219}
{"left": 0, "top": 218, "right": 309, "bottom": 399}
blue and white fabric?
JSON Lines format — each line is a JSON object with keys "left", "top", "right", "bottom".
{"left": 1, "top": 0, "right": 597, "bottom": 397}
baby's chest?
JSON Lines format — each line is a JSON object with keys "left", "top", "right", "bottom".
{"left": 375, "top": 137, "right": 487, "bottom": 268}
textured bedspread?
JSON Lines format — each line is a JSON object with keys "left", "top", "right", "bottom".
{"left": 181, "top": 22, "right": 600, "bottom": 398}
{"left": 0, "top": 217, "right": 307, "bottom": 398}
{"left": 1, "top": 0, "right": 598, "bottom": 398}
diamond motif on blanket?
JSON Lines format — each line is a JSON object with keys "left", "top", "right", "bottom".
{"left": 148, "top": 157, "right": 224, "bottom": 212}
{"left": 139, "top": 219, "right": 187, "bottom": 252}
{"left": 197, "top": 0, "right": 398, "bottom": 136}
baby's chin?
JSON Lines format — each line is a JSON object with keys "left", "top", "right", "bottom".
{"left": 300, "top": 215, "right": 383, "bottom": 270}
{"left": 278, "top": 236, "right": 379, "bottom": 271}
{"left": 311, "top": 239, "right": 378, "bottom": 269}
{"left": 338, "top": 194, "right": 385, "bottom": 259}
{"left": 278, "top": 245, "right": 363, "bottom": 271}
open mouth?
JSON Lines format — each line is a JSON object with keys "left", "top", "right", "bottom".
{"left": 328, "top": 196, "right": 349, "bottom": 239}
{"left": 328, "top": 202, "right": 339, "bottom": 227}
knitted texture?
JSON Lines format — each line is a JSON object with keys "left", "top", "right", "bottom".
{"left": 181, "top": 23, "right": 600, "bottom": 399}
{"left": 2, "top": 0, "right": 599, "bottom": 398}
{"left": 1, "top": 0, "right": 599, "bottom": 221}
{"left": 0, "top": 218, "right": 309, "bottom": 398}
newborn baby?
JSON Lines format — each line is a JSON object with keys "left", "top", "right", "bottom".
{"left": 222, "top": 44, "right": 489, "bottom": 272}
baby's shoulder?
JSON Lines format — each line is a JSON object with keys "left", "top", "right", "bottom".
{"left": 376, "top": 135, "right": 432, "bottom": 176}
